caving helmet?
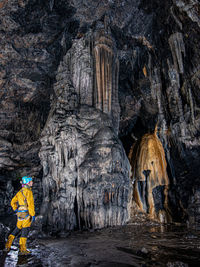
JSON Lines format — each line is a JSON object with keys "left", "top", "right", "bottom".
{"left": 22, "top": 176, "right": 32, "bottom": 184}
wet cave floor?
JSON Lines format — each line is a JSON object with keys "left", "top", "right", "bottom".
{"left": 1, "top": 223, "right": 200, "bottom": 267}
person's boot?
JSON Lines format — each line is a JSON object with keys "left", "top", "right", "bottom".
{"left": 19, "top": 237, "right": 30, "bottom": 255}
{"left": 5, "top": 234, "right": 15, "bottom": 252}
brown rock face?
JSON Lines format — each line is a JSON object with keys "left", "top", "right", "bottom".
{"left": 94, "top": 27, "right": 120, "bottom": 131}
{"left": 129, "top": 128, "right": 171, "bottom": 222}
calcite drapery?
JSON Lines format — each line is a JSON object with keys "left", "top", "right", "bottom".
{"left": 93, "top": 25, "right": 120, "bottom": 132}
{"left": 94, "top": 29, "right": 120, "bottom": 131}
{"left": 129, "top": 128, "right": 171, "bottom": 222}
{"left": 39, "top": 29, "right": 131, "bottom": 231}
{"left": 54, "top": 26, "right": 120, "bottom": 132}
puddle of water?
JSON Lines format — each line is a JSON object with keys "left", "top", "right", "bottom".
{"left": 4, "top": 245, "right": 18, "bottom": 267}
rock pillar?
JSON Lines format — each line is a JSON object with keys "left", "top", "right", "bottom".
{"left": 39, "top": 30, "right": 131, "bottom": 232}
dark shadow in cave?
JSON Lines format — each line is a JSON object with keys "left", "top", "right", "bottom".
{"left": 120, "top": 117, "right": 150, "bottom": 155}
{"left": 74, "top": 195, "right": 80, "bottom": 230}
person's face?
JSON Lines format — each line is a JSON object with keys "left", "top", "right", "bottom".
{"left": 28, "top": 181, "right": 33, "bottom": 187}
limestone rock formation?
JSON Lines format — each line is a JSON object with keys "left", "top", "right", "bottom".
{"left": 0, "top": 222, "right": 9, "bottom": 251}
{"left": 0, "top": 0, "right": 78, "bottom": 216}
{"left": 187, "top": 187, "right": 200, "bottom": 228}
{"left": 39, "top": 30, "right": 131, "bottom": 231}
{"left": 129, "top": 128, "right": 171, "bottom": 223}
{"left": 94, "top": 23, "right": 120, "bottom": 131}
{"left": 0, "top": 0, "right": 200, "bottom": 228}
{"left": 40, "top": 106, "right": 131, "bottom": 231}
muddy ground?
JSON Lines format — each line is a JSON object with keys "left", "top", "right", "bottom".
{"left": 1, "top": 217, "right": 200, "bottom": 267}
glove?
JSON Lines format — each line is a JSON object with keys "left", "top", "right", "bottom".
{"left": 32, "top": 216, "right": 35, "bottom": 223}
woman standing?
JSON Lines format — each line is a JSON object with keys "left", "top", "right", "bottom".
{"left": 5, "top": 176, "right": 35, "bottom": 255}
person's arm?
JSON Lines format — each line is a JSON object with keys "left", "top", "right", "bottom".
{"left": 11, "top": 193, "right": 18, "bottom": 211}
{"left": 27, "top": 190, "right": 35, "bottom": 217}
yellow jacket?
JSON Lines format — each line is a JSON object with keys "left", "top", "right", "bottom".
{"left": 11, "top": 187, "right": 35, "bottom": 217}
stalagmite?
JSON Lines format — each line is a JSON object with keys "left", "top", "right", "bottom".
{"left": 129, "top": 126, "right": 171, "bottom": 222}
{"left": 39, "top": 29, "right": 131, "bottom": 232}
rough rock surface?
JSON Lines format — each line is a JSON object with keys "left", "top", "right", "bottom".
{"left": 129, "top": 129, "right": 171, "bottom": 223}
{"left": 0, "top": 0, "right": 78, "bottom": 216}
{"left": 0, "top": 0, "right": 200, "bottom": 227}
{"left": 40, "top": 105, "right": 131, "bottom": 231}
{"left": 0, "top": 222, "right": 9, "bottom": 251}
{"left": 39, "top": 30, "right": 131, "bottom": 230}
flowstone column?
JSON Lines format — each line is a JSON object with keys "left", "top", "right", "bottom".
{"left": 129, "top": 127, "right": 171, "bottom": 223}
{"left": 39, "top": 29, "right": 131, "bottom": 232}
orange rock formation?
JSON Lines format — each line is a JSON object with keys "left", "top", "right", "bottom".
{"left": 94, "top": 31, "right": 119, "bottom": 115}
{"left": 0, "top": 0, "right": 7, "bottom": 9}
{"left": 129, "top": 127, "right": 171, "bottom": 222}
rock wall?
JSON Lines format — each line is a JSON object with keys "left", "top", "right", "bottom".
{"left": 117, "top": 0, "right": 200, "bottom": 223}
{"left": 0, "top": 0, "right": 199, "bottom": 227}
{"left": 0, "top": 0, "right": 78, "bottom": 216}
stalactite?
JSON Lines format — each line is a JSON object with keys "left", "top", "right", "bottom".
{"left": 94, "top": 35, "right": 114, "bottom": 114}
{"left": 94, "top": 30, "right": 120, "bottom": 132}
{"left": 58, "top": 33, "right": 94, "bottom": 108}
{"left": 129, "top": 127, "right": 171, "bottom": 223}
{"left": 169, "top": 32, "right": 185, "bottom": 74}
{"left": 49, "top": 0, "right": 54, "bottom": 11}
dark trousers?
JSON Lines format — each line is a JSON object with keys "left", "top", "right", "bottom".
{"left": 11, "top": 226, "right": 30, "bottom": 238}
